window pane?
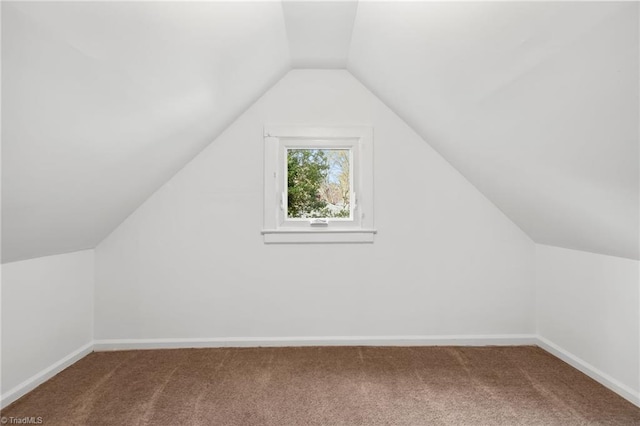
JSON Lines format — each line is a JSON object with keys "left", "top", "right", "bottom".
{"left": 287, "top": 149, "right": 350, "bottom": 219}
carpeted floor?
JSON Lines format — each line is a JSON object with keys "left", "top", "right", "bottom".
{"left": 2, "top": 346, "right": 639, "bottom": 425}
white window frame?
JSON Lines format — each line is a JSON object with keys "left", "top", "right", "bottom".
{"left": 262, "top": 125, "right": 375, "bottom": 244}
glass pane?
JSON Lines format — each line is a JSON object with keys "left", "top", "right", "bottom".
{"left": 287, "top": 149, "right": 351, "bottom": 219}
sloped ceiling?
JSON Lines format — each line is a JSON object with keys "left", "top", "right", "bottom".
{"left": 2, "top": 1, "right": 638, "bottom": 262}
{"left": 1, "top": 1, "right": 290, "bottom": 262}
{"left": 348, "top": 1, "right": 639, "bottom": 260}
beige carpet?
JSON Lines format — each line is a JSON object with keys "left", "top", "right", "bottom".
{"left": 2, "top": 346, "right": 639, "bottom": 425}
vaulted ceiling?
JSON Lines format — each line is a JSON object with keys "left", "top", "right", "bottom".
{"left": 2, "top": 1, "right": 638, "bottom": 262}
{"left": 2, "top": 1, "right": 290, "bottom": 262}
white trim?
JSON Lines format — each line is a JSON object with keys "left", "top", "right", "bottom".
{"left": 93, "top": 334, "right": 536, "bottom": 351}
{"left": 0, "top": 342, "right": 93, "bottom": 409}
{"left": 262, "top": 229, "right": 376, "bottom": 243}
{"left": 2, "top": 336, "right": 637, "bottom": 410}
{"left": 264, "top": 125, "right": 372, "bottom": 139}
{"left": 536, "top": 336, "right": 640, "bottom": 408}
{"left": 263, "top": 125, "right": 374, "bottom": 243}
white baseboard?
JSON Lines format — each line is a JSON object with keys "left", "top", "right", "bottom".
{"left": 4, "top": 336, "right": 638, "bottom": 410}
{"left": 536, "top": 336, "right": 640, "bottom": 408}
{"left": 0, "top": 342, "right": 93, "bottom": 409}
{"left": 92, "top": 334, "right": 537, "bottom": 351}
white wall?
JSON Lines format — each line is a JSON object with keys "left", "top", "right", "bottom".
{"left": 1, "top": 249, "right": 94, "bottom": 403}
{"left": 95, "top": 70, "right": 535, "bottom": 342}
{"left": 536, "top": 244, "right": 640, "bottom": 403}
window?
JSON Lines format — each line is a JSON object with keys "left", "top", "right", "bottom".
{"left": 263, "top": 126, "right": 375, "bottom": 243}
{"left": 287, "top": 148, "right": 352, "bottom": 220}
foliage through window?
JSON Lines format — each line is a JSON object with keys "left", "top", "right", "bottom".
{"left": 263, "top": 125, "right": 375, "bottom": 243}
{"left": 287, "top": 149, "right": 350, "bottom": 219}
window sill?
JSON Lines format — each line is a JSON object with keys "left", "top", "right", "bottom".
{"left": 262, "top": 229, "right": 377, "bottom": 244}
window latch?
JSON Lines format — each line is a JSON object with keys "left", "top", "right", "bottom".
{"left": 310, "top": 218, "right": 329, "bottom": 227}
